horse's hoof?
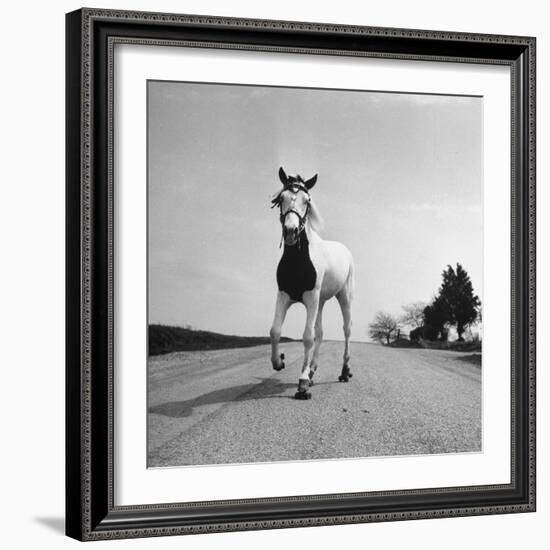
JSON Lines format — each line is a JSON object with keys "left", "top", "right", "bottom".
{"left": 339, "top": 365, "right": 352, "bottom": 381}
{"left": 294, "top": 391, "right": 312, "bottom": 400}
{"left": 295, "top": 379, "right": 311, "bottom": 398}
{"left": 273, "top": 353, "right": 285, "bottom": 371}
{"left": 309, "top": 379, "right": 314, "bottom": 387}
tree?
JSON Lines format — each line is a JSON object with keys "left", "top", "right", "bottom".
{"left": 437, "top": 263, "right": 481, "bottom": 341}
{"left": 369, "top": 311, "right": 400, "bottom": 345}
{"left": 422, "top": 295, "right": 448, "bottom": 341}
{"left": 400, "top": 302, "right": 427, "bottom": 329}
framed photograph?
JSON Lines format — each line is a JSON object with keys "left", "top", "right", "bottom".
{"left": 66, "top": 8, "right": 536, "bottom": 541}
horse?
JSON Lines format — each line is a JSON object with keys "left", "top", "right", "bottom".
{"left": 269, "top": 167, "right": 354, "bottom": 400}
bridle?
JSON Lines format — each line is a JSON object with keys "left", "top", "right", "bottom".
{"left": 271, "top": 181, "right": 311, "bottom": 247}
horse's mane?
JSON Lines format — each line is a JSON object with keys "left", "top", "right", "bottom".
{"left": 307, "top": 198, "right": 324, "bottom": 234}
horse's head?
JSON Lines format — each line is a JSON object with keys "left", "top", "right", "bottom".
{"left": 272, "top": 167, "right": 318, "bottom": 246}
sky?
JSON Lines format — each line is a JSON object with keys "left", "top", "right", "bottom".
{"left": 148, "top": 80, "right": 482, "bottom": 341}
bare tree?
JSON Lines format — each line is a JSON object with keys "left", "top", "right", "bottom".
{"left": 368, "top": 311, "right": 401, "bottom": 345}
{"left": 400, "top": 302, "right": 426, "bottom": 329}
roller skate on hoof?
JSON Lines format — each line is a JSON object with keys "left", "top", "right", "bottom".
{"left": 272, "top": 353, "right": 285, "bottom": 371}
{"left": 338, "top": 364, "right": 352, "bottom": 383}
{"left": 294, "top": 379, "right": 312, "bottom": 400}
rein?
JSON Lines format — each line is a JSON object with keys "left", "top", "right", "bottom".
{"left": 271, "top": 182, "right": 311, "bottom": 248}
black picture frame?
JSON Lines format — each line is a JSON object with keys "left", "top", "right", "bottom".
{"left": 66, "top": 8, "right": 536, "bottom": 541}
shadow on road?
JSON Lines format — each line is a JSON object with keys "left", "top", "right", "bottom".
{"left": 149, "top": 377, "right": 296, "bottom": 418}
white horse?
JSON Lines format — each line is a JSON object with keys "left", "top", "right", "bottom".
{"left": 270, "top": 167, "right": 354, "bottom": 400}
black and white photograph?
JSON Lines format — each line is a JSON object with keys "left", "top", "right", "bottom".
{"left": 147, "top": 80, "right": 483, "bottom": 468}
{"left": 61, "top": 3, "right": 537, "bottom": 544}
{"left": 2, "top": 0, "right": 543, "bottom": 546}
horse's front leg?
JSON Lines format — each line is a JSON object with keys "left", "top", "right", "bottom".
{"left": 295, "top": 290, "right": 320, "bottom": 397}
{"left": 270, "top": 291, "right": 291, "bottom": 371}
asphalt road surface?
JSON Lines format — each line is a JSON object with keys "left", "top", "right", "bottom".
{"left": 148, "top": 342, "right": 481, "bottom": 467}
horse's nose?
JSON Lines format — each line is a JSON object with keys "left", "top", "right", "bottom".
{"left": 283, "top": 225, "right": 297, "bottom": 235}
{"left": 284, "top": 226, "right": 298, "bottom": 237}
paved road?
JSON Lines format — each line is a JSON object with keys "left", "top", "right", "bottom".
{"left": 148, "top": 342, "right": 481, "bottom": 467}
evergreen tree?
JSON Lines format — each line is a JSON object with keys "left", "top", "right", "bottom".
{"left": 423, "top": 295, "right": 448, "bottom": 341}
{"left": 437, "top": 263, "right": 481, "bottom": 341}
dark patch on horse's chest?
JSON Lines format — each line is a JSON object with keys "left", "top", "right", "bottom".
{"left": 276, "top": 233, "right": 317, "bottom": 302}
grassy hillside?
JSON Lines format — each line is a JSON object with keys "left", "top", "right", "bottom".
{"left": 149, "top": 325, "right": 294, "bottom": 356}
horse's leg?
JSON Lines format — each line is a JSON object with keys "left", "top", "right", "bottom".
{"left": 336, "top": 285, "right": 352, "bottom": 382}
{"left": 270, "top": 291, "right": 291, "bottom": 371}
{"left": 309, "top": 300, "right": 325, "bottom": 386}
{"left": 295, "top": 290, "right": 320, "bottom": 398}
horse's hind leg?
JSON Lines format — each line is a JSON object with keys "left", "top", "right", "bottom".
{"left": 309, "top": 300, "right": 325, "bottom": 386}
{"left": 336, "top": 284, "right": 352, "bottom": 382}
{"left": 294, "top": 290, "right": 319, "bottom": 399}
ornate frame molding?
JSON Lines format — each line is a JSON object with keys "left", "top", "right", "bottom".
{"left": 66, "top": 8, "right": 536, "bottom": 541}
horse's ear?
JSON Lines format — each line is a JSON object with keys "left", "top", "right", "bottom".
{"left": 304, "top": 174, "right": 318, "bottom": 190}
{"left": 278, "top": 167, "right": 288, "bottom": 186}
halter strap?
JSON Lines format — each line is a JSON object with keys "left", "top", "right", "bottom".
{"left": 271, "top": 182, "right": 311, "bottom": 247}
{"left": 277, "top": 200, "right": 310, "bottom": 247}
{"left": 279, "top": 205, "right": 309, "bottom": 228}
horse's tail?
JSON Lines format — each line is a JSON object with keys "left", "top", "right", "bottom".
{"left": 346, "top": 252, "right": 354, "bottom": 302}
